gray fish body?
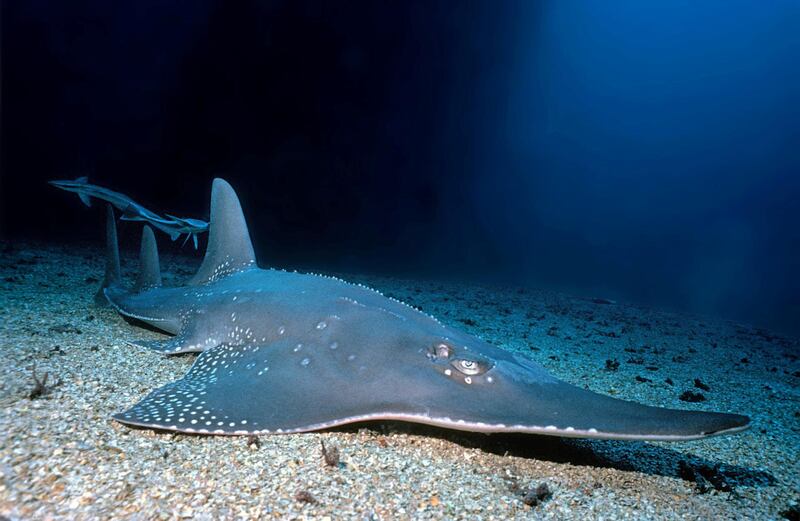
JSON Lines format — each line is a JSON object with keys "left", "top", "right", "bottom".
{"left": 50, "top": 177, "right": 207, "bottom": 247}
{"left": 106, "top": 179, "right": 750, "bottom": 441}
{"left": 109, "top": 268, "right": 445, "bottom": 352}
{"left": 50, "top": 177, "right": 165, "bottom": 222}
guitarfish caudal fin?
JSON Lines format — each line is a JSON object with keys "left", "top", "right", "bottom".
{"left": 95, "top": 204, "right": 122, "bottom": 305}
{"left": 135, "top": 226, "right": 162, "bottom": 292}
{"left": 190, "top": 178, "right": 257, "bottom": 285}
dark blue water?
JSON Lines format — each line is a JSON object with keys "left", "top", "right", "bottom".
{"left": 2, "top": 0, "right": 798, "bottom": 338}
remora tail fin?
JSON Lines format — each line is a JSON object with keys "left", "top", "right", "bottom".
{"left": 75, "top": 176, "right": 91, "bottom": 207}
{"left": 135, "top": 226, "right": 162, "bottom": 292}
{"left": 95, "top": 204, "right": 122, "bottom": 305}
{"left": 190, "top": 178, "right": 256, "bottom": 285}
{"left": 144, "top": 219, "right": 181, "bottom": 241}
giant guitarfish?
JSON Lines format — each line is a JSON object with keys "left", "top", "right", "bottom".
{"left": 106, "top": 179, "right": 750, "bottom": 440}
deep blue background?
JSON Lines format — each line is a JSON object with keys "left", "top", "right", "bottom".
{"left": 2, "top": 1, "right": 799, "bottom": 336}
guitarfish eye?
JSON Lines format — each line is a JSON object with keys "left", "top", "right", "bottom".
{"left": 451, "top": 358, "right": 489, "bottom": 376}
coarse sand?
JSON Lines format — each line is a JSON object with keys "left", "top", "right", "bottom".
{"left": 1, "top": 242, "right": 798, "bottom": 520}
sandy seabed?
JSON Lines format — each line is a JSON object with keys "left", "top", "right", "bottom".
{"left": 1, "top": 241, "right": 798, "bottom": 520}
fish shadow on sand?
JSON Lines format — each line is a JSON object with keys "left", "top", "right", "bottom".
{"left": 335, "top": 421, "right": 775, "bottom": 489}
{"left": 118, "top": 416, "right": 773, "bottom": 489}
